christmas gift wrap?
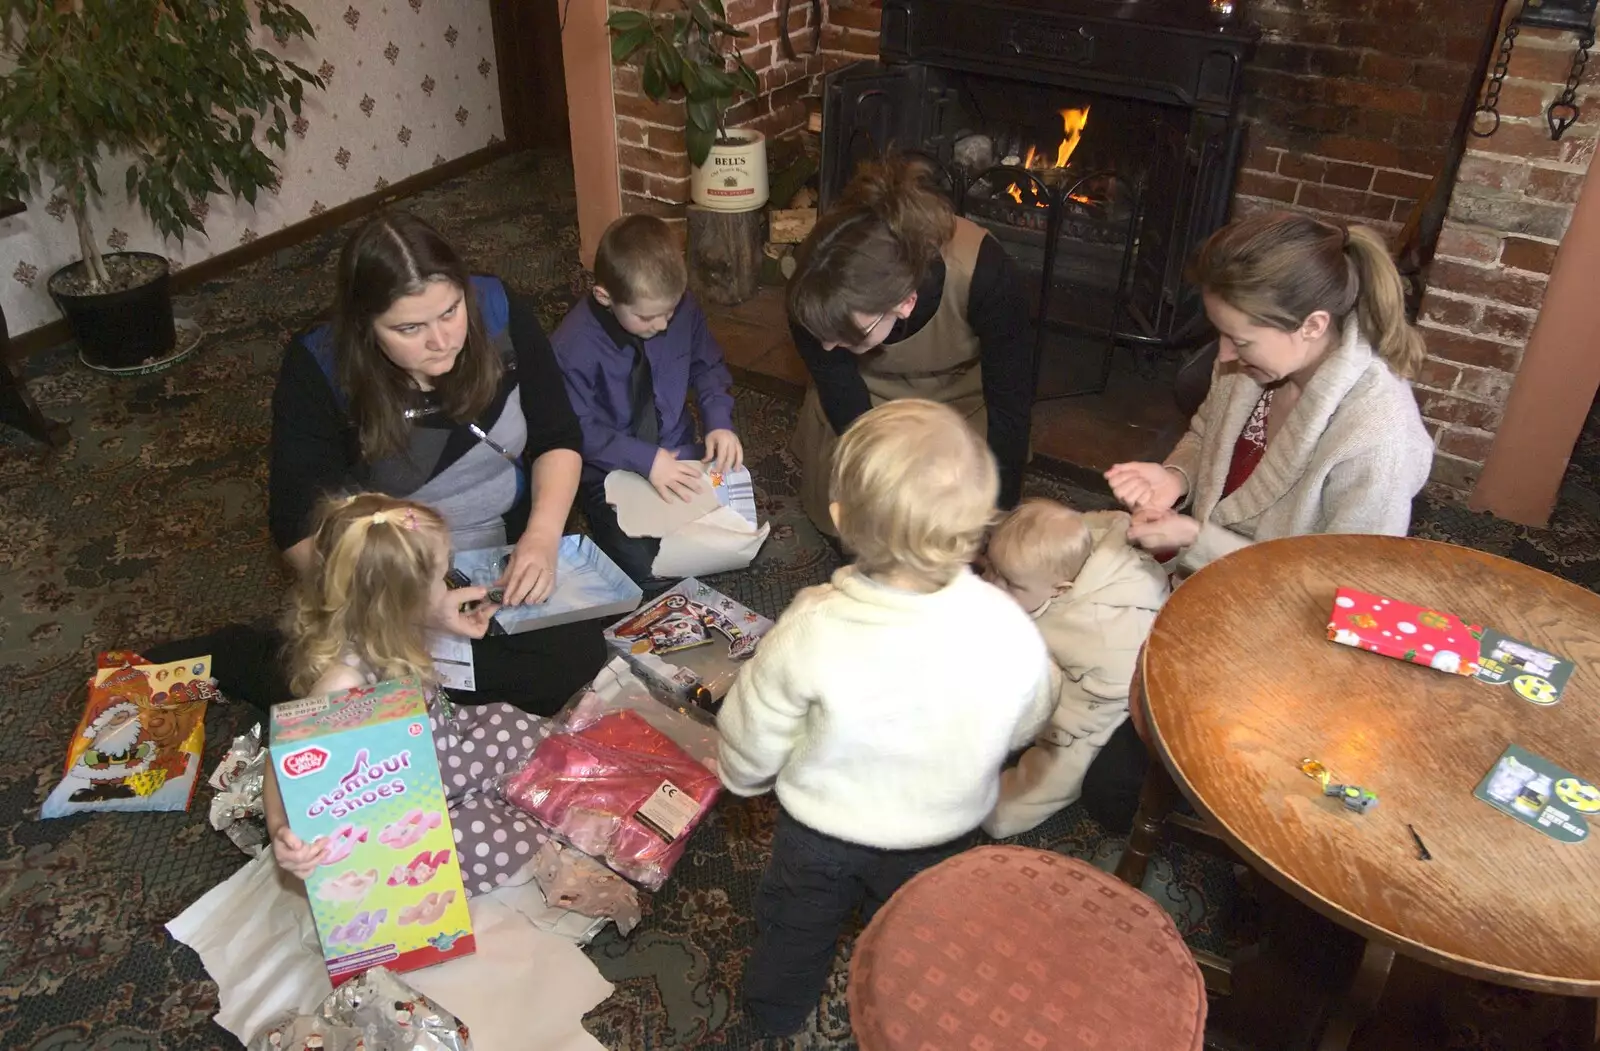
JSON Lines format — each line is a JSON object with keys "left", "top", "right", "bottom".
{"left": 40, "top": 652, "right": 217, "bottom": 818}
{"left": 270, "top": 678, "right": 474, "bottom": 984}
{"left": 1325, "top": 587, "right": 1482, "bottom": 676}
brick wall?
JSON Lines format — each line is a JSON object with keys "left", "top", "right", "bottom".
{"left": 1233, "top": 0, "right": 1497, "bottom": 233}
{"left": 1413, "top": 27, "right": 1599, "bottom": 497}
{"left": 610, "top": 0, "right": 879, "bottom": 224}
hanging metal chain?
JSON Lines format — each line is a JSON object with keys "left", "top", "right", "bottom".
{"left": 1473, "top": 21, "right": 1520, "bottom": 137}
{"left": 1547, "top": 28, "right": 1594, "bottom": 140}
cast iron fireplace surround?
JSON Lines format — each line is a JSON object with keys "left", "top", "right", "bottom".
{"left": 820, "top": 0, "right": 1257, "bottom": 395}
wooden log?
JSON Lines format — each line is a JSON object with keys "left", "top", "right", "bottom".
{"left": 686, "top": 204, "right": 764, "bottom": 306}
{"left": 768, "top": 207, "right": 817, "bottom": 245}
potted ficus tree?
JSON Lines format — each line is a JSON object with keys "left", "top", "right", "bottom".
{"left": 608, "top": 0, "right": 769, "bottom": 213}
{"left": 0, "top": 0, "right": 322, "bottom": 371}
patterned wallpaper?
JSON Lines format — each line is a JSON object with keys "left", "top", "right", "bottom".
{"left": 0, "top": 0, "right": 505, "bottom": 339}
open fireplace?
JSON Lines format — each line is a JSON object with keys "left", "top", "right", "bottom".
{"left": 820, "top": 0, "right": 1257, "bottom": 398}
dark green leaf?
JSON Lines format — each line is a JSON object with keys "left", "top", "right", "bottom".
{"left": 685, "top": 121, "right": 715, "bottom": 167}
{"left": 611, "top": 24, "right": 652, "bottom": 64}
{"left": 642, "top": 50, "right": 668, "bottom": 99}
{"left": 687, "top": 98, "right": 718, "bottom": 133}
{"left": 606, "top": 10, "right": 651, "bottom": 32}
{"left": 686, "top": 0, "right": 715, "bottom": 35}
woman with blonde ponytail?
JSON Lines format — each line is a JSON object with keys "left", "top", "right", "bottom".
{"left": 264, "top": 493, "right": 553, "bottom": 898}
{"left": 787, "top": 154, "right": 1035, "bottom": 537}
{"left": 1079, "top": 212, "right": 1434, "bottom": 834}
{"left": 1106, "top": 210, "right": 1432, "bottom": 574}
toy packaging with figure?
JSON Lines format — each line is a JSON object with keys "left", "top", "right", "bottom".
{"left": 269, "top": 677, "right": 475, "bottom": 984}
{"left": 1325, "top": 587, "right": 1482, "bottom": 676}
{"left": 40, "top": 651, "right": 218, "bottom": 819}
{"left": 501, "top": 672, "right": 722, "bottom": 891}
{"left": 604, "top": 578, "right": 774, "bottom": 705}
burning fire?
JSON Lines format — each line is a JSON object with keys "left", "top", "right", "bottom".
{"left": 1057, "top": 107, "right": 1089, "bottom": 167}
{"left": 1004, "top": 107, "right": 1095, "bottom": 209}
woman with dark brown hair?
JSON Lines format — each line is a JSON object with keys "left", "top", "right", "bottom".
{"left": 147, "top": 212, "right": 607, "bottom": 717}
{"left": 787, "top": 155, "right": 1035, "bottom": 536}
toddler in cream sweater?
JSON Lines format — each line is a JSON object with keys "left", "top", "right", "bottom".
{"left": 717, "top": 400, "right": 1053, "bottom": 1036}
{"left": 983, "top": 498, "right": 1169, "bottom": 838}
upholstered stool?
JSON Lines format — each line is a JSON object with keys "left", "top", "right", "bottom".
{"left": 848, "top": 845, "right": 1206, "bottom": 1051}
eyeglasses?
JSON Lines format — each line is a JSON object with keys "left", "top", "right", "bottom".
{"left": 848, "top": 309, "right": 892, "bottom": 350}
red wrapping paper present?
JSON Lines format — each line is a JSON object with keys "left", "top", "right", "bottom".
{"left": 501, "top": 709, "right": 719, "bottom": 890}
{"left": 1326, "top": 587, "right": 1482, "bottom": 676}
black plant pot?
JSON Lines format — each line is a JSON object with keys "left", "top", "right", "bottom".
{"left": 48, "top": 252, "right": 177, "bottom": 370}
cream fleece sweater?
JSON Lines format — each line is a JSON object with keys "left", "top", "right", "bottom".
{"left": 716, "top": 566, "right": 1055, "bottom": 849}
{"left": 1165, "top": 324, "right": 1433, "bottom": 575}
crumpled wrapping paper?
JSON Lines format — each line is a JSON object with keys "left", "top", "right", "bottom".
{"left": 530, "top": 840, "right": 640, "bottom": 935}
{"left": 248, "top": 966, "right": 470, "bottom": 1051}
{"left": 209, "top": 723, "right": 269, "bottom": 853}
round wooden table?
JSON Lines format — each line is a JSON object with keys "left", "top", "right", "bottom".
{"left": 1129, "top": 535, "right": 1600, "bottom": 1045}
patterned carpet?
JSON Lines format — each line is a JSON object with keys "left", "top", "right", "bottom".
{"left": 3, "top": 151, "right": 1598, "bottom": 1051}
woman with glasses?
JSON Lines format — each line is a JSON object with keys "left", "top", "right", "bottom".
{"left": 787, "top": 155, "right": 1035, "bottom": 537}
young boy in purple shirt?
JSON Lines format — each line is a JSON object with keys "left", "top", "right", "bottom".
{"left": 550, "top": 215, "right": 744, "bottom": 582}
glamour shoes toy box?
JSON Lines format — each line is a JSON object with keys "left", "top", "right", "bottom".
{"left": 269, "top": 677, "right": 475, "bottom": 984}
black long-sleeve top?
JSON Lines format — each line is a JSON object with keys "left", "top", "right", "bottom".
{"left": 791, "top": 234, "right": 1034, "bottom": 508}
{"left": 268, "top": 288, "right": 583, "bottom": 551}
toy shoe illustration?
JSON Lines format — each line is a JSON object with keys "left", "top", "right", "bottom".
{"left": 380, "top": 809, "right": 442, "bottom": 850}
{"left": 317, "top": 867, "right": 378, "bottom": 903}
{"left": 327, "top": 908, "right": 388, "bottom": 946}
{"left": 387, "top": 849, "right": 451, "bottom": 888}
{"left": 398, "top": 889, "right": 457, "bottom": 926}
{"left": 313, "top": 824, "right": 369, "bottom": 866}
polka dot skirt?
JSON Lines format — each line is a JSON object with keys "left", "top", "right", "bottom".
{"left": 429, "top": 701, "right": 552, "bottom": 897}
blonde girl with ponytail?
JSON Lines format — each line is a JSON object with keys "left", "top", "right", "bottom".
{"left": 1105, "top": 211, "right": 1434, "bottom": 574}
{"left": 787, "top": 154, "right": 1035, "bottom": 538}
{"left": 264, "top": 493, "right": 554, "bottom": 898}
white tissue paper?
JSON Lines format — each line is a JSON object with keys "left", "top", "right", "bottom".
{"left": 605, "top": 464, "right": 769, "bottom": 578}
{"left": 168, "top": 852, "right": 612, "bottom": 1051}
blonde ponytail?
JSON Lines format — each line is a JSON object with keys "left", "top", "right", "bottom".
{"left": 1345, "top": 225, "right": 1425, "bottom": 380}
{"left": 284, "top": 493, "right": 449, "bottom": 697}
{"left": 1190, "top": 211, "right": 1426, "bottom": 380}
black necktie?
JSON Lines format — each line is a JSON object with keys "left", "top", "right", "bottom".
{"left": 628, "top": 340, "right": 659, "bottom": 446}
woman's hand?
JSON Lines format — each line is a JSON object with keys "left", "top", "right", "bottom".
{"left": 430, "top": 584, "right": 501, "bottom": 638}
{"left": 649, "top": 448, "right": 705, "bottom": 502}
{"left": 1126, "top": 508, "right": 1201, "bottom": 551}
{"left": 501, "top": 528, "right": 560, "bottom": 605}
{"left": 703, "top": 429, "right": 745, "bottom": 473}
{"left": 272, "top": 826, "right": 325, "bottom": 880}
{"left": 1105, "top": 462, "right": 1186, "bottom": 512}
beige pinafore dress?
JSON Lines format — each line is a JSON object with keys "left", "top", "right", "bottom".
{"left": 789, "top": 216, "right": 990, "bottom": 537}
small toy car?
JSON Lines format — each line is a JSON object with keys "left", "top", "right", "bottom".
{"left": 1324, "top": 783, "right": 1379, "bottom": 814}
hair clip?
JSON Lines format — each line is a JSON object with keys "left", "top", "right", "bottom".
{"left": 371, "top": 511, "right": 390, "bottom": 525}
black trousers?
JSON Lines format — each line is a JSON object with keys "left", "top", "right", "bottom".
{"left": 142, "top": 618, "right": 608, "bottom": 722}
{"left": 1078, "top": 717, "right": 1149, "bottom": 834}
{"left": 579, "top": 478, "right": 662, "bottom": 585}
{"left": 743, "top": 808, "right": 977, "bottom": 1036}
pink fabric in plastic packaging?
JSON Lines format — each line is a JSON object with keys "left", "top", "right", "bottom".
{"left": 500, "top": 705, "right": 720, "bottom": 891}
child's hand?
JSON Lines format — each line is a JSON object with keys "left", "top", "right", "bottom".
{"left": 1126, "top": 507, "right": 1200, "bottom": 551}
{"left": 273, "top": 826, "right": 326, "bottom": 880}
{"left": 430, "top": 583, "right": 502, "bottom": 638}
{"left": 703, "top": 429, "right": 745, "bottom": 473}
{"left": 649, "top": 448, "right": 705, "bottom": 502}
{"left": 1105, "top": 461, "right": 1185, "bottom": 512}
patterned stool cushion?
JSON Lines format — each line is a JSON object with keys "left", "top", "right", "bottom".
{"left": 848, "top": 846, "right": 1206, "bottom": 1051}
